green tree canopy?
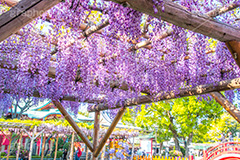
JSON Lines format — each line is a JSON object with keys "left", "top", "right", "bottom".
{"left": 122, "top": 96, "right": 223, "bottom": 157}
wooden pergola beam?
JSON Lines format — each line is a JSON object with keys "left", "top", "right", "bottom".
{"left": 0, "top": 0, "right": 60, "bottom": 42}
{"left": 52, "top": 100, "right": 94, "bottom": 152}
{"left": 93, "top": 107, "right": 126, "bottom": 157}
{"left": 132, "top": 2, "right": 239, "bottom": 51}
{"left": 88, "top": 77, "right": 240, "bottom": 112}
{"left": 210, "top": 92, "right": 240, "bottom": 124}
{"left": 109, "top": 0, "right": 240, "bottom": 42}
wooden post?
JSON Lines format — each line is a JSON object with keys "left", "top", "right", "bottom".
{"left": 226, "top": 41, "right": 240, "bottom": 68}
{"left": 85, "top": 147, "right": 88, "bottom": 160}
{"left": 92, "top": 111, "right": 100, "bottom": 160}
{"left": 52, "top": 100, "right": 94, "bottom": 152}
{"left": 210, "top": 92, "right": 240, "bottom": 124}
{"left": 29, "top": 126, "right": 37, "bottom": 160}
{"left": 54, "top": 134, "right": 59, "bottom": 160}
{"left": 131, "top": 137, "right": 135, "bottom": 160}
{"left": 6, "top": 132, "right": 13, "bottom": 160}
{"left": 49, "top": 138, "right": 53, "bottom": 156}
{"left": 69, "top": 132, "right": 75, "bottom": 160}
{"left": 16, "top": 132, "right": 23, "bottom": 160}
{"left": 41, "top": 134, "right": 46, "bottom": 160}
{"left": 94, "top": 107, "right": 126, "bottom": 157}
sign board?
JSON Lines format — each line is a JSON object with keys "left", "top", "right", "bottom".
{"left": 140, "top": 139, "right": 152, "bottom": 155}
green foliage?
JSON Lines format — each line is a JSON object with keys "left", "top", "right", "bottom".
{"left": 63, "top": 142, "right": 71, "bottom": 150}
{"left": 32, "top": 156, "right": 41, "bottom": 158}
{"left": 122, "top": 96, "right": 223, "bottom": 156}
{"left": 206, "top": 112, "right": 240, "bottom": 142}
{"left": 0, "top": 152, "right": 7, "bottom": 156}
{"left": 57, "top": 151, "right": 63, "bottom": 158}
{"left": 45, "top": 154, "right": 51, "bottom": 158}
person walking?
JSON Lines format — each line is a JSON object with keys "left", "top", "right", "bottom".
{"left": 75, "top": 147, "right": 82, "bottom": 160}
{"left": 218, "top": 133, "right": 227, "bottom": 143}
{"left": 228, "top": 132, "right": 233, "bottom": 142}
{"left": 63, "top": 149, "right": 68, "bottom": 160}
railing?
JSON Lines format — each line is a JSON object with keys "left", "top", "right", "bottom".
{"left": 203, "top": 142, "right": 240, "bottom": 160}
{"left": 133, "top": 156, "right": 188, "bottom": 160}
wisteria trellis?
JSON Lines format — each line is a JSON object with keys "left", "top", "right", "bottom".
{"left": 0, "top": 0, "right": 239, "bottom": 114}
{"left": 0, "top": 0, "right": 240, "bottom": 158}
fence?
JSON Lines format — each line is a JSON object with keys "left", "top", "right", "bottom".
{"left": 133, "top": 156, "right": 188, "bottom": 160}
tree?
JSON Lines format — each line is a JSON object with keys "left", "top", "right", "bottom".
{"left": 206, "top": 112, "right": 240, "bottom": 142}
{"left": 9, "top": 97, "right": 44, "bottom": 119}
{"left": 122, "top": 96, "right": 223, "bottom": 157}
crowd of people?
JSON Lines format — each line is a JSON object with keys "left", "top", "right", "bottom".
{"left": 218, "top": 132, "right": 233, "bottom": 143}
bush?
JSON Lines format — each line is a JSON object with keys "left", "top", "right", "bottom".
{"left": 57, "top": 151, "right": 63, "bottom": 158}
{"left": 9, "top": 156, "right": 16, "bottom": 158}
{"left": 1, "top": 152, "right": 7, "bottom": 157}
{"left": 169, "top": 150, "right": 183, "bottom": 157}
{"left": 45, "top": 154, "right": 51, "bottom": 158}
{"left": 32, "top": 156, "right": 41, "bottom": 158}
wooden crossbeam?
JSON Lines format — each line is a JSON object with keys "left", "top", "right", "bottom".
{"left": 83, "top": 19, "right": 110, "bottom": 38}
{"left": 109, "top": 0, "right": 240, "bottom": 42}
{"left": 210, "top": 92, "right": 240, "bottom": 124}
{"left": 88, "top": 77, "right": 240, "bottom": 112}
{"left": 131, "top": 2, "right": 239, "bottom": 51}
{"left": 52, "top": 100, "right": 94, "bottom": 152}
{"left": 93, "top": 107, "right": 126, "bottom": 157}
{"left": 0, "top": 0, "right": 60, "bottom": 42}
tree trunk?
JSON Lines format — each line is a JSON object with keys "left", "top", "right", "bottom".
{"left": 159, "top": 142, "right": 163, "bottom": 155}
{"left": 185, "top": 132, "right": 193, "bottom": 158}
{"left": 173, "top": 134, "right": 181, "bottom": 151}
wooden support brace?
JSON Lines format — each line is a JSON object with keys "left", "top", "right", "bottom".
{"left": 226, "top": 41, "right": 240, "bottom": 68}
{"left": 93, "top": 107, "right": 126, "bottom": 157}
{"left": 52, "top": 100, "right": 94, "bottom": 152}
{"left": 92, "top": 111, "right": 100, "bottom": 160}
{"left": 0, "top": 0, "right": 60, "bottom": 42}
{"left": 34, "top": 128, "right": 46, "bottom": 139}
{"left": 210, "top": 92, "right": 240, "bottom": 124}
{"left": 0, "top": 130, "right": 10, "bottom": 140}
{"left": 53, "top": 134, "right": 59, "bottom": 160}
